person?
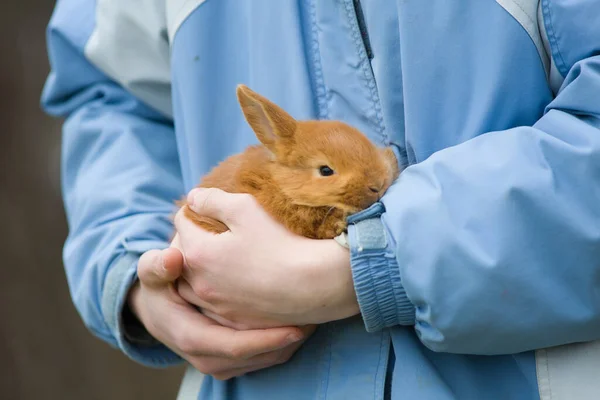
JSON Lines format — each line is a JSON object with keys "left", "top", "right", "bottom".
{"left": 41, "top": 0, "right": 600, "bottom": 399}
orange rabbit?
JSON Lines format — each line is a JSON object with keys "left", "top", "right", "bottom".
{"left": 177, "top": 85, "right": 400, "bottom": 239}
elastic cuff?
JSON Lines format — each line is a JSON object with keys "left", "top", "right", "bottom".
{"left": 347, "top": 203, "right": 416, "bottom": 332}
{"left": 101, "top": 247, "right": 183, "bottom": 368}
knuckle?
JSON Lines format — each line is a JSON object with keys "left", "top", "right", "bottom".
{"left": 184, "top": 246, "right": 207, "bottom": 269}
{"left": 224, "top": 342, "right": 245, "bottom": 359}
{"left": 235, "top": 193, "right": 256, "bottom": 210}
{"left": 193, "top": 243, "right": 216, "bottom": 265}
{"left": 215, "top": 193, "right": 255, "bottom": 226}
{"left": 238, "top": 192, "right": 255, "bottom": 204}
{"left": 224, "top": 194, "right": 252, "bottom": 219}
{"left": 213, "top": 306, "right": 235, "bottom": 321}
{"left": 276, "top": 353, "right": 292, "bottom": 365}
{"left": 261, "top": 348, "right": 289, "bottom": 366}
{"left": 262, "top": 350, "right": 284, "bottom": 366}
{"left": 231, "top": 321, "right": 250, "bottom": 331}
{"left": 187, "top": 239, "right": 218, "bottom": 267}
{"left": 212, "top": 373, "right": 233, "bottom": 381}
{"left": 191, "top": 360, "right": 208, "bottom": 373}
{"left": 138, "top": 249, "right": 159, "bottom": 270}
{"left": 193, "top": 360, "right": 219, "bottom": 376}
{"left": 198, "top": 187, "right": 220, "bottom": 210}
{"left": 192, "top": 282, "right": 218, "bottom": 302}
{"left": 277, "top": 346, "right": 298, "bottom": 364}
{"left": 173, "top": 206, "right": 187, "bottom": 227}
{"left": 137, "top": 250, "right": 162, "bottom": 282}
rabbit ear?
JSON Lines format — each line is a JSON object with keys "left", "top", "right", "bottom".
{"left": 236, "top": 85, "right": 297, "bottom": 150}
{"left": 381, "top": 146, "right": 401, "bottom": 179}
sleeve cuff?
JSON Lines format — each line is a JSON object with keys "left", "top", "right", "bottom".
{"left": 347, "top": 203, "right": 416, "bottom": 332}
{"left": 101, "top": 244, "right": 184, "bottom": 368}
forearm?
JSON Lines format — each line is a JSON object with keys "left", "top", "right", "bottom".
{"left": 348, "top": 53, "right": 600, "bottom": 354}
{"left": 42, "top": 0, "right": 184, "bottom": 366}
{"left": 59, "top": 103, "right": 184, "bottom": 365}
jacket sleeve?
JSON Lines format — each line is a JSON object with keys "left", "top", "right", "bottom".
{"left": 347, "top": 0, "right": 600, "bottom": 355}
{"left": 41, "top": 0, "right": 183, "bottom": 366}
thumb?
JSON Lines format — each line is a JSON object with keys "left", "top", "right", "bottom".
{"left": 137, "top": 247, "right": 184, "bottom": 288}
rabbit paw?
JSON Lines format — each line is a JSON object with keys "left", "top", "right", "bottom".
{"left": 318, "top": 218, "right": 348, "bottom": 239}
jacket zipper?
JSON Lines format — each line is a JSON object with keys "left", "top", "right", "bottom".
{"left": 353, "top": 0, "right": 374, "bottom": 60}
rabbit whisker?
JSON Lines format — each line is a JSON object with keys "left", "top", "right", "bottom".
{"left": 318, "top": 206, "right": 337, "bottom": 230}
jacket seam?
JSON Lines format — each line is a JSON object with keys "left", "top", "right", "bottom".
{"left": 536, "top": 347, "right": 552, "bottom": 399}
{"left": 512, "top": 0, "right": 534, "bottom": 26}
{"left": 541, "top": 0, "right": 567, "bottom": 77}
{"left": 169, "top": 0, "right": 209, "bottom": 45}
{"left": 494, "top": 0, "right": 550, "bottom": 80}
{"left": 316, "top": 325, "right": 333, "bottom": 400}
{"left": 170, "top": 0, "right": 194, "bottom": 42}
{"left": 510, "top": 0, "right": 550, "bottom": 78}
{"left": 308, "top": 0, "right": 329, "bottom": 120}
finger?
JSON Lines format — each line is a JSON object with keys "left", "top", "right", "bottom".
{"left": 298, "top": 324, "right": 318, "bottom": 337}
{"left": 200, "top": 309, "right": 248, "bottom": 330}
{"left": 137, "top": 248, "right": 184, "bottom": 288}
{"left": 178, "top": 281, "right": 322, "bottom": 332}
{"left": 173, "top": 205, "right": 223, "bottom": 254}
{"left": 209, "top": 363, "right": 277, "bottom": 381}
{"left": 180, "top": 314, "right": 305, "bottom": 360}
{"left": 191, "top": 347, "right": 285, "bottom": 376}
{"left": 186, "top": 187, "right": 253, "bottom": 229}
{"left": 199, "top": 309, "right": 289, "bottom": 331}
{"left": 208, "top": 338, "right": 308, "bottom": 380}
{"left": 176, "top": 279, "right": 215, "bottom": 312}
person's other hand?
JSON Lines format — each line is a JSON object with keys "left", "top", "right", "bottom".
{"left": 127, "top": 247, "right": 315, "bottom": 380}
{"left": 173, "top": 188, "right": 360, "bottom": 330}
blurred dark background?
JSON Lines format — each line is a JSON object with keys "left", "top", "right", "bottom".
{"left": 0, "top": 1, "right": 184, "bottom": 399}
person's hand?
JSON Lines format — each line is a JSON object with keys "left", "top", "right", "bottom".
{"left": 173, "top": 188, "right": 360, "bottom": 330}
{"left": 127, "top": 247, "right": 316, "bottom": 380}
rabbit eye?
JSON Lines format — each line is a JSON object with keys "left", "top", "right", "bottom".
{"left": 318, "top": 165, "right": 335, "bottom": 176}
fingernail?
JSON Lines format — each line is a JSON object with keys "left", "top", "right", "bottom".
{"left": 187, "top": 188, "right": 200, "bottom": 206}
{"left": 160, "top": 250, "right": 168, "bottom": 272}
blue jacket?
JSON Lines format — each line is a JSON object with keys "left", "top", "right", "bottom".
{"left": 41, "top": 0, "right": 600, "bottom": 399}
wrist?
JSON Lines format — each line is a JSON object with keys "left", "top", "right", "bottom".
{"left": 301, "top": 239, "right": 360, "bottom": 324}
{"left": 122, "top": 279, "right": 159, "bottom": 345}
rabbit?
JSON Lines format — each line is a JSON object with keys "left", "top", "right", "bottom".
{"left": 176, "top": 84, "right": 400, "bottom": 240}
